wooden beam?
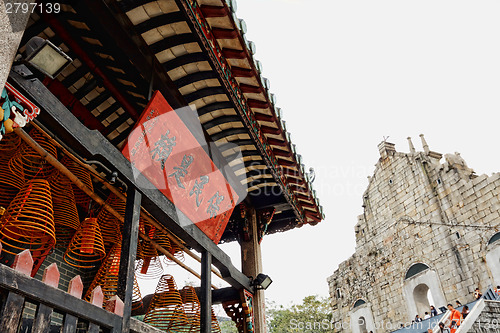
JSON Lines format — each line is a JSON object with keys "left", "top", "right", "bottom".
{"left": 83, "top": 0, "right": 186, "bottom": 109}
{"left": 254, "top": 112, "right": 275, "bottom": 123}
{"left": 239, "top": 83, "right": 262, "bottom": 94}
{"left": 0, "top": 292, "right": 24, "bottom": 333}
{"left": 247, "top": 99, "right": 269, "bottom": 109}
{"left": 212, "top": 27, "right": 239, "bottom": 39}
{"left": 0, "top": 264, "right": 121, "bottom": 328}
{"left": 222, "top": 48, "right": 246, "bottom": 59}
{"left": 260, "top": 125, "right": 281, "bottom": 135}
{"left": 10, "top": 71, "right": 254, "bottom": 292}
{"left": 117, "top": 188, "right": 142, "bottom": 333}
{"left": 200, "top": 251, "right": 213, "bottom": 333}
{"left": 231, "top": 66, "right": 254, "bottom": 78}
{"left": 200, "top": 5, "right": 228, "bottom": 18}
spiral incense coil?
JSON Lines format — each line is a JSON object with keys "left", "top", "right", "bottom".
{"left": 48, "top": 171, "right": 73, "bottom": 201}
{"left": 164, "top": 240, "right": 185, "bottom": 266}
{"left": 49, "top": 172, "right": 80, "bottom": 247}
{"left": 135, "top": 235, "right": 164, "bottom": 279}
{"left": 211, "top": 308, "right": 222, "bottom": 333}
{"left": 179, "top": 286, "right": 220, "bottom": 332}
{"left": 144, "top": 274, "right": 190, "bottom": 331}
{"left": 64, "top": 217, "right": 106, "bottom": 269}
{"left": 96, "top": 194, "right": 125, "bottom": 249}
{"left": 0, "top": 178, "right": 55, "bottom": 257}
{"left": 84, "top": 244, "right": 122, "bottom": 303}
{"left": 0, "top": 156, "right": 24, "bottom": 209}
{"left": 0, "top": 132, "right": 21, "bottom": 158}
{"left": 9, "top": 129, "right": 57, "bottom": 180}
{"left": 61, "top": 156, "right": 94, "bottom": 209}
{"left": 132, "top": 276, "right": 143, "bottom": 311}
{"left": 135, "top": 256, "right": 164, "bottom": 280}
{"left": 153, "top": 229, "right": 172, "bottom": 252}
{"left": 139, "top": 217, "right": 146, "bottom": 235}
{"left": 180, "top": 286, "right": 201, "bottom": 332}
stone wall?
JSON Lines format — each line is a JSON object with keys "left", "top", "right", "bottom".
{"left": 468, "top": 301, "right": 500, "bottom": 333}
{"left": 0, "top": 0, "right": 34, "bottom": 92}
{"left": 33, "top": 248, "right": 98, "bottom": 294}
{"left": 327, "top": 137, "right": 500, "bottom": 333}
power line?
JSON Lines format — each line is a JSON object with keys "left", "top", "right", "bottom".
{"left": 398, "top": 216, "right": 498, "bottom": 230}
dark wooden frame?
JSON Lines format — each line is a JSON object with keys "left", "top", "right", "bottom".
{"left": 9, "top": 69, "right": 253, "bottom": 293}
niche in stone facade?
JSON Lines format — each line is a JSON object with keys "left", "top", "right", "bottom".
{"left": 486, "top": 232, "right": 500, "bottom": 286}
{"left": 350, "top": 300, "right": 376, "bottom": 333}
{"left": 359, "top": 316, "right": 368, "bottom": 333}
{"left": 403, "top": 263, "right": 447, "bottom": 322}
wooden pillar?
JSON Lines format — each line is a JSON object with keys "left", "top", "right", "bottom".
{"left": 200, "top": 251, "right": 212, "bottom": 333}
{"left": 117, "top": 188, "right": 142, "bottom": 333}
{"left": 241, "top": 207, "right": 266, "bottom": 333}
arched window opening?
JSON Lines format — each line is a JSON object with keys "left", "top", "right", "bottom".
{"left": 413, "top": 284, "right": 432, "bottom": 316}
{"left": 488, "top": 232, "right": 500, "bottom": 245}
{"left": 358, "top": 316, "right": 368, "bottom": 333}
{"left": 353, "top": 299, "right": 366, "bottom": 308}
{"left": 405, "top": 263, "right": 429, "bottom": 280}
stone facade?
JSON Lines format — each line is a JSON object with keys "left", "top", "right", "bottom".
{"left": 327, "top": 136, "right": 500, "bottom": 333}
{"left": 0, "top": 0, "right": 34, "bottom": 92}
{"left": 468, "top": 301, "right": 500, "bottom": 333}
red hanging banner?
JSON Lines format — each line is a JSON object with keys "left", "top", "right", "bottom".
{"left": 122, "top": 91, "right": 238, "bottom": 244}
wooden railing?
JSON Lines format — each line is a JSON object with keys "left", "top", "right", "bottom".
{"left": 0, "top": 246, "right": 160, "bottom": 333}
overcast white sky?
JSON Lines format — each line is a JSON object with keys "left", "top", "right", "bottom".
{"left": 140, "top": 0, "right": 500, "bottom": 308}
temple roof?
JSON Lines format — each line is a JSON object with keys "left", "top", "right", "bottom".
{"left": 17, "top": 0, "right": 324, "bottom": 242}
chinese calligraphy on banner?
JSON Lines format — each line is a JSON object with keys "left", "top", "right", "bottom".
{"left": 122, "top": 91, "right": 238, "bottom": 244}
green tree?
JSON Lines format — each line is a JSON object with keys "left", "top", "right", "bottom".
{"left": 219, "top": 318, "right": 238, "bottom": 333}
{"left": 267, "top": 295, "right": 334, "bottom": 333}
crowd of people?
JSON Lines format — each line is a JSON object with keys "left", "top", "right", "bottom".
{"left": 403, "top": 286, "right": 500, "bottom": 333}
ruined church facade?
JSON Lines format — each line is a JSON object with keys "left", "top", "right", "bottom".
{"left": 327, "top": 136, "right": 500, "bottom": 333}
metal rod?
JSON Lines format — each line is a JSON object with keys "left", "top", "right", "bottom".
{"left": 118, "top": 188, "right": 141, "bottom": 333}
{"left": 200, "top": 251, "right": 212, "bottom": 333}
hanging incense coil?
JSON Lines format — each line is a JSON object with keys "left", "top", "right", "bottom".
{"left": 132, "top": 276, "right": 144, "bottom": 311}
{"left": 153, "top": 229, "right": 172, "bottom": 252}
{"left": 164, "top": 239, "right": 185, "bottom": 265}
{"left": 9, "top": 129, "right": 57, "bottom": 180}
{"left": 0, "top": 178, "right": 55, "bottom": 257}
{"left": 0, "top": 132, "right": 21, "bottom": 158}
{"left": 96, "top": 194, "right": 125, "bottom": 249}
{"left": 139, "top": 216, "right": 146, "bottom": 235}
{"left": 49, "top": 171, "right": 80, "bottom": 247}
{"left": 0, "top": 133, "right": 25, "bottom": 209}
{"left": 84, "top": 243, "right": 121, "bottom": 303}
{"left": 211, "top": 307, "right": 222, "bottom": 333}
{"left": 0, "top": 156, "right": 24, "bottom": 210}
{"left": 135, "top": 257, "right": 164, "bottom": 280}
{"left": 179, "top": 286, "right": 221, "bottom": 332}
{"left": 84, "top": 243, "right": 143, "bottom": 309}
{"left": 143, "top": 223, "right": 173, "bottom": 263}
{"left": 61, "top": 156, "right": 94, "bottom": 209}
{"left": 135, "top": 238, "right": 163, "bottom": 280}
{"left": 137, "top": 237, "right": 158, "bottom": 259}
{"left": 180, "top": 286, "right": 201, "bottom": 332}
{"left": 64, "top": 217, "right": 106, "bottom": 268}
{"left": 144, "top": 274, "right": 190, "bottom": 331}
